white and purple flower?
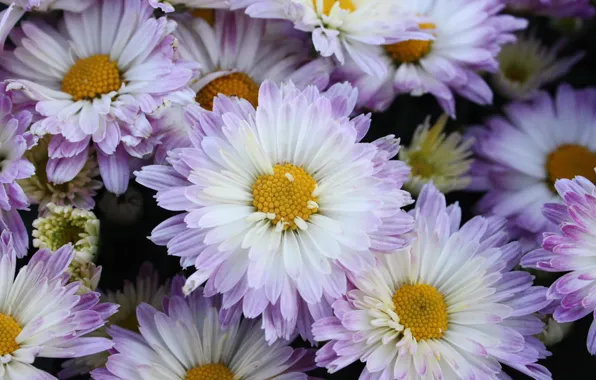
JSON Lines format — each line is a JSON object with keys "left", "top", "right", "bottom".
{"left": 468, "top": 84, "right": 596, "bottom": 238}
{"left": 0, "top": 0, "right": 197, "bottom": 196}
{"left": 154, "top": 9, "right": 332, "bottom": 164}
{"left": 91, "top": 277, "right": 317, "bottom": 380}
{"left": 0, "top": 84, "right": 35, "bottom": 258}
{"left": 136, "top": 80, "right": 414, "bottom": 343}
{"left": 235, "top": 0, "right": 432, "bottom": 77}
{"left": 0, "top": 232, "right": 117, "bottom": 378}
{"left": 523, "top": 175, "right": 596, "bottom": 354}
{"left": 332, "top": 0, "right": 527, "bottom": 115}
{"left": 314, "top": 183, "right": 552, "bottom": 379}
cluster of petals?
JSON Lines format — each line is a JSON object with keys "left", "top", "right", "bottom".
{"left": 523, "top": 176, "right": 596, "bottom": 354}
{"left": 136, "top": 80, "right": 414, "bottom": 343}
{"left": 0, "top": 0, "right": 196, "bottom": 195}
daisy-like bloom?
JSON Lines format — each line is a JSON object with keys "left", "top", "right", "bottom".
{"left": 0, "top": 84, "right": 35, "bottom": 258}
{"left": 492, "top": 34, "right": 584, "bottom": 100}
{"left": 149, "top": 0, "right": 230, "bottom": 13}
{"left": 522, "top": 175, "right": 596, "bottom": 354}
{"left": 313, "top": 183, "right": 552, "bottom": 380}
{"left": 507, "top": 0, "right": 595, "bottom": 19}
{"left": 334, "top": 0, "right": 527, "bottom": 116}
{"left": 136, "top": 80, "right": 414, "bottom": 343}
{"left": 60, "top": 262, "right": 169, "bottom": 378}
{"left": 236, "top": 0, "right": 432, "bottom": 77}
{"left": 399, "top": 114, "right": 474, "bottom": 196}
{"left": 0, "top": 231, "right": 118, "bottom": 378}
{"left": 175, "top": 10, "right": 332, "bottom": 112}
{"left": 18, "top": 136, "right": 103, "bottom": 211}
{"left": 468, "top": 84, "right": 596, "bottom": 236}
{"left": 91, "top": 278, "right": 317, "bottom": 380}
{"left": 32, "top": 203, "right": 100, "bottom": 281}
{"left": 0, "top": 0, "right": 196, "bottom": 196}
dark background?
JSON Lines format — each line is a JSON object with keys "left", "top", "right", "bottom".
{"left": 12, "top": 10, "right": 596, "bottom": 380}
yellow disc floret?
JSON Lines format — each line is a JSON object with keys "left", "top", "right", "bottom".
{"left": 62, "top": 54, "right": 122, "bottom": 101}
{"left": 185, "top": 364, "right": 234, "bottom": 380}
{"left": 252, "top": 164, "right": 319, "bottom": 231}
{"left": 0, "top": 313, "right": 21, "bottom": 356}
{"left": 385, "top": 23, "right": 436, "bottom": 63}
{"left": 392, "top": 283, "right": 448, "bottom": 341}
{"left": 547, "top": 144, "right": 596, "bottom": 188}
{"left": 195, "top": 72, "right": 259, "bottom": 111}
{"left": 314, "top": 0, "right": 356, "bottom": 15}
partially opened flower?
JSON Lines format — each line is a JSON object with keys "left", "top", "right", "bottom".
{"left": 468, "top": 84, "right": 596, "bottom": 236}
{"left": 493, "top": 34, "right": 584, "bottom": 100}
{"left": 507, "top": 0, "right": 595, "bottom": 19}
{"left": 0, "top": 84, "right": 35, "bottom": 258}
{"left": 60, "top": 262, "right": 169, "bottom": 378}
{"left": 149, "top": 0, "right": 230, "bottom": 13}
{"left": 136, "top": 80, "right": 414, "bottom": 343}
{"left": 32, "top": 203, "right": 100, "bottom": 286}
{"left": 314, "top": 183, "right": 552, "bottom": 379}
{"left": 91, "top": 278, "right": 316, "bottom": 380}
{"left": 334, "top": 0, "right": 527, "bottom": 116}
{"left": 18, "top": 136, "right": 103, "bottom": 211}
{"left": 0, "top": 231, "right": 117, "bottom": 378}
{"left": 0, "top": 0, "right": 196, "bottom": 195}
{"left": 400, "top": 114, "right": 474, "bottom": 196}
{"left": 237, "top": 0, "right": 432, "bottom": 77}
{"left": 522, "top": 176, "right": 596, "bottom": 354}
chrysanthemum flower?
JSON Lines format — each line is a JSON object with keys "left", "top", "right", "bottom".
{"left": 0, "top": 231, "right": 117, "bottom": 378}
{"left": 236, "top": 0, "right": 432, "bottom": 77}
{"left": 91, "top": 278, "right": 316, "bottom": 380}
{"left": 32, "top": 203, "right": 100, "bottom": 277}
{"left": 468, "top": 84, "right": 596, "bottom": 236}
{"left": 153, "top": 9, "right": 333, "bottom": 163}
{"left": 313, "top": 183, "right": 552, "bottom": 379}
{"left": 492, "top": 34, "right": 584, "bottom": 100}
{"left": 0, "top": 0, "right": 196, "bottom": 195}
{"left": 176, "top": 10, "right": 332, "bottom": 111}
{"left": 149, "top": 0, "right": 230, "bottom": 13}
{"left": 0, "top": 84, "right": 35, "bottom": 258}
{"left": 522, "top": 175, "right": 596, "bottom": 354}
{"left": 507, "top": 0, "right": 595, "bottom": 19}
{"left": 18, "top": 136, "right": 103, "bottom": 211}
{"left": 60, "top": 262, "right": 169, "bottom": 378}
{"left": 400, "top": 114, "right": 474, "bottom": 196}
{"left": 333, "top": 0, "right": 527, "bottom": 116}
{"left": 136, "top": 80, "right": 414, "bottom": 342}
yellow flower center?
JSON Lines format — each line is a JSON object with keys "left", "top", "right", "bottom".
{"left": 546, "top": 144, "right": 596, "bottom": 187}
{"left": 0, "top": 313, "right": 21, "bottom": 356}
{"left": 313, "top": 0, "right": 356, "bottom": 14}
{"left": 385, "top": 23, "right": 436, "bottom": 63}
{"left": 191, "top": 8, "right": 215, "bottom": 25}
{"left": 185, "top": 364, "right": 234, "bottom": 380}
{"left": 62, "top": 54, "right": 122, "bottom": 101}
{"left": 392, "top": 284, "right": 448, "bottom": 341}
{"left": 252, "top": 164, "right": 319, "bottom": 231}
{"left": 195, "top": 72, "right": 259, "bottom": 111}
